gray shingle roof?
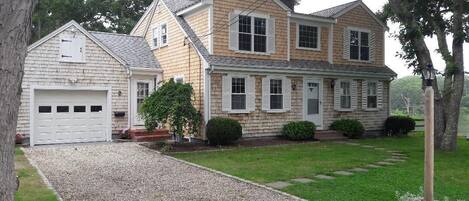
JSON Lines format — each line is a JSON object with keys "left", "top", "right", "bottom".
{"left": 91, "top": 32, "right": 160, "bottom": 69}
{"left": 163, "top": 0, "right": 202, "bottom": 13}
{"left": 310, "top": 0, "right": 360, "bottom": 18}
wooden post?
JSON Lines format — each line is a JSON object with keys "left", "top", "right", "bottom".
{"left": 424, "top": 86, "right": 434, "bottom": 201}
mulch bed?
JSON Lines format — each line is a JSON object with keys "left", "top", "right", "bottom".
{"left": 141, "top": 137, "right": 318, "bottom": 153}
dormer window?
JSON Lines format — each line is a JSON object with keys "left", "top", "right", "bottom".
{"left": 229, "top": 12, "right": 275, "bottom": 54}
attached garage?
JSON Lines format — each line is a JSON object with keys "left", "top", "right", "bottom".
{"left": 31, "top": 88, "right": 112, "bottom": 145}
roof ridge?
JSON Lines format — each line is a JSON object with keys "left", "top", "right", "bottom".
{"left": 89, "top": 31, "right": 144, "bottom": 38}
{"left": 310, "top": 0, "right": 360, "bottom": 16}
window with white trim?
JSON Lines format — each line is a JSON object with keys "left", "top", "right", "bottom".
{"left": 270, "top": 79, "right": 283, "bottom": 110}
{"left": 137, "top": 82, "right": 149, "bottom": 111}
{"left": 367, "top": 81, "right": 378, "bottom": 109}
{"left": 238, "top": 15, "right": 267, "bottom": 53}
{"left": 340, "top": 81, "right": 351, "bottom": 109}
{"left": 152, "top": 27, "right": 159, "bottom": 48}
{"left": 231, "top": 77, "right": 246, "bottom": 110}
{"left": 298, "top": 24, "right": 319, "bottom": 50}
{"left": 350, "top": 30, "right": 369, "bottom": 61}
{"left": 160, "top": 23, "right": 168, "bottom": 46}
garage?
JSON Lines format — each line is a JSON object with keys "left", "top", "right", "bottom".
{"left": 32, "top": 89, "right": 111, "bottom": 145}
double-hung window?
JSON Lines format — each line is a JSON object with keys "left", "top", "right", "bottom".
{"left": 238, "top": 15, "right": 267, "bottom": 53}
{"left": 152, "top": 23, "right": 168, "bottom": 48}
{"left": 137, "top": 82, "right": 149, "bottom": 111}
{"left": 160, "top": 23, "right": 168, "bottom": 46}
{"left": 350, "top": 30, "right": 370, "bottom": 61}
{"left": 367, "top": 81, "right": 378, "bottom": 109}
{"left": 270, "top": 79, "right": 283, "bottom": 110}
{"left": 298, "top": 24, "right": 319, "bottom": 50}
{"left": 340, "top": 81, "right": 351, "bottom": 109}
{"left": 152, "top": 27, "right": 159, "bottom": 48}
{"left": 231, "top": 77, "right": 246, "bottom": 110}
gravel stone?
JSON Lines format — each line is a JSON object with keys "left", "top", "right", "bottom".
{"left": 24, "top": 143, "right": 297, "bottom": 201}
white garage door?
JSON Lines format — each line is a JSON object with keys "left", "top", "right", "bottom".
{"left": 33, "top": 90, "right": 108, "bottom": 145}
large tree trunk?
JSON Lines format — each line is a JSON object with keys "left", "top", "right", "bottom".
{"left": 0, "top": 1, "right": 36, "bottom": 200}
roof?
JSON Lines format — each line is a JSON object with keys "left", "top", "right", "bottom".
{"left": 209, "top": 55, "right": 397, "bottom": 78}
{"left": 164, "top": 0, "right": 202, "bottom": 13}
{"left": 91, "top": 32, "right": 160, "bottom": 69}
{"left": 310, "top": 0, "right": 360, "bottom": 18}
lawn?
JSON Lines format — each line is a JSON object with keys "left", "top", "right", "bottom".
{"left": 15, "top": 148, "right": 57, "bottom": 201}
{"left": 172, "top": 134, "right": 469, "bottom": 201}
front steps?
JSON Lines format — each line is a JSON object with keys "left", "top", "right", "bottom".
{"left": 315, "top": 130, "right": 348, "bottom": 141}
{"left": 129, "top": 129, "right": 170, "bottom": 142}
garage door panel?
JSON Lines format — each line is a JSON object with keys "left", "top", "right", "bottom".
{"left": 34, "top": 90, "right": 108, "bottom": 145}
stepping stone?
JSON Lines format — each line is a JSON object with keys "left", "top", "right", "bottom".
{"left": 374, "top": 147, "right": 386, "bottom": 151}
{"left": 314, "top": 175, "right": 335, "bottom": 180}
{"left": 361, "top": 145, "right": 375, "bottom": 148}
{"left": 366, "top": 164, "right": 383, "bottom": 168}
{"left": 350, "top": 168, "right": 369, "bottom": 172}
{"left": 345, "top": 142, "right": 360, "bottom": 146}
{"left": 333, "top": 171, "right": 354, "bottom": 176}
{"left": 392, "top": 153, "right": 406, "bottom": 157}
{"left": 266, "top": 181, "right": 292, "bottom": 189}
{"left": 385, "top": 158, "right": 406, "bottom": 162}
{"left": 291, "top": 178, "right": 315, "bottom": 184}
{"left": 393, "top": 156, "right": 409, "bottom": 160}
{"left": 387, "top": 150, "right": 402, "bottom": 153}
{"left": 376, "top": 161, "right": 395, "bottom": 166}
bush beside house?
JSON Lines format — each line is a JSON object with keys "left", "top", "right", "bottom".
{"left": 282, "top": 121, "right": 316, "bottom": 140}
{"left": 330, "top": 119, "right": 365, "bottom": 139}
{"left": 206, "top": 118, "right": 242, "bottom": 145}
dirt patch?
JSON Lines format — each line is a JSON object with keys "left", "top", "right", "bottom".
{"left": 141, "top": 137, "right": 318, "bottom": 153}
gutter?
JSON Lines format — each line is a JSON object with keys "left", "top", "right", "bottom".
{"left": 176, "top": 0, "right": 213, "bottom": 16}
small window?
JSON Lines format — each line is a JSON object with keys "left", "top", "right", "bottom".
{"left": 340, "top": 81, "right": 351, "bottom": 109}
{"left": 74, "top": 106, "right": 86, "bottom": 113}
{"left": 231, "top": 77, "right": 246, "bottom": 110}
{"left": 270, "top": 79, "right": 283, "bottom": 110}
{"left": 152, "top": 27, "right": 159, "bottom": 48}
{"left": 174, "top": 76, "right": 184, "bottom": 84}
{"left": 161, "top": 23, "right": 168, "bottom": 46}
{"left": 137, "top": 82, "right": 150, "bottom": 110}
{"left": 367, "top": 82, "right": 377, "bottom": 109}
{"left": 57, "top": 106, "right": 69, "bottom": 113}
{"left": 38, "top": 106, "right": 52, "bottom": 113}
{"left": 298, "top": 24, "right": 319, "bottom": 49}
{"left": 349, "top": 30, "right": 370, "bottom": 61}
{"left": 91, "top": 105, "right": 103, "bottom": 112}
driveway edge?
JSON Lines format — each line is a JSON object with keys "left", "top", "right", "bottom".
{"left": 22, "top": 147, "right": 64, "bottom": 201}
{"left": 142, "top": 145, "right": 307, "bottom": 201}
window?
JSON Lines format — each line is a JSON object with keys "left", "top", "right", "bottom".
{"left": 91, "top": 105, "right": 103, "bottom": 112}
{"left": 137, "top": 82, "right": 150, "bottom": 110}
{"left": 298, "top": 25, "right": 319, "bottom": 49}
{"left": 57, "top": 106, "right": 69, "bottom": 113}
{"left": 161, "top": 23, "right": 168, "bottom": 46}
{"left": 367, "top": 82, "right": 377, "bottom": 109}
{"left": 238, "top": 15, "right": 267, "bottom": 53}
{"left": 152, "top": 27, "right": 159, "bottom": 48}
{"left": 231, "top": 77, "right": 246, "bottom": 110}
{"left": 38, "top": 106, "right": 51, "bottom": 113}
{"left": 340, "top": 81, "right": 351, "bottom": 109}
{"left": 350, "top": 30, "right": 370, "bottom": 61}
{"left": 59, "top": 36, "right": 85, "bottom": 63}
{"left": 270, "top": 79, "right": 283, "bottom": 110}
{"left": 74, "top": 106, "right": 86, "bottom": 113}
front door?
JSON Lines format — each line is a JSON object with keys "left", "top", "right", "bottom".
{"left": 304, "top": 79, "right": 323, "bottom": 129}
{"left": 133, "top": 80, "right": 154, "bottom": 126}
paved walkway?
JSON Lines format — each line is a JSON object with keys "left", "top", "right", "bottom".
{"left": 24, "top": 143, "right": 297, "bottom": 201}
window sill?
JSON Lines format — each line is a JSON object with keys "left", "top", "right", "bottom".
{"left": 264, "top": 109, "right": 288, "bottom": 113}
{"left": 336, "top": 109, "right": 354, "bottom": 112}
{"left": 234, "top": 50, "right": 271, "bottom": 56}
{"left": 227, "top": 110, "right": 252, "bottom": 114}
{"left": 364, "top": 108, "right": 380, "bottom": 112}
{"left": 348, "top": 59, "right": 373, "bottom": 63}
{"left": 296, "top": 46, "right": 321, "bottom": 51}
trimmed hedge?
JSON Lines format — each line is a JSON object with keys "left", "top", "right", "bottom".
{"left": 330, "top": 119, "right": 365, "bottom": 139}
{"left": 384, "top": 116, "right": 416, "bottom": 136}
{"left": 282, "top": 121, "right": 316, "bottom": 140}
{"left": 206, "top": 117, "right": 242, "bottom": 145}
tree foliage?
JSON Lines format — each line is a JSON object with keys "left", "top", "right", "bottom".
{"left": 31, "top": 0, "right": 152, "bottom": 43}
{"left": 139, "top": 79, "right": 201, "bottom": 139}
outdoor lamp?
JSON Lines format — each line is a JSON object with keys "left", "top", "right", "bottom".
{"left": 422, "top": 64, "right": 436, "bottom": 86}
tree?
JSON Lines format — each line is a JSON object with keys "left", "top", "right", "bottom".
{"left": 381, "top": 0, "right": 468, "bottom": 151}
{"left": 391, "top": 76, "right": 424, "bottom": 115}
{"left": 0, "top": 1, "right": 37, "bottom": 200}
{"left": 31, "top": 0, "right": 152, "bottom": 43}
{"left": 139, "top": 80, "right": 201, "bottom": 142}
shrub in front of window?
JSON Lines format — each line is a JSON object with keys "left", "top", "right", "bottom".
{"left": 330, "top": 119, "right": 365, "bottom": 139}
{"left": 206, "top": 117, "right": 242, "bottom": 145}
{"left": 384, "top": 116, "right": 416, "bottom": 136}
{"left": 282, "top": 121, "right": 316, "bottom": 141}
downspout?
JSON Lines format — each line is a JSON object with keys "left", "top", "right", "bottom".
{"left": 126, "top": 66, "right": 132, "bottom": 131}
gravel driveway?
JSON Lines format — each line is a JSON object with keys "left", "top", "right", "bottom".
{"left": 24, "top": 143, "right": 297, "bottom": 201}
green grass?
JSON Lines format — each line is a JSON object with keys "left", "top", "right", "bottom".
{"left": 15, "top": 147, "right": 57, "bottom": 201}
{"left": 172, "top": 142, "right": 388, "bottom": 183}
{"left": 172, "top": 134, "right": 469, "bottom": 201}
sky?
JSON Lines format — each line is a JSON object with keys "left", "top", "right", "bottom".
{"left": 295, "top": 0, "right": 469, "bottom": 78}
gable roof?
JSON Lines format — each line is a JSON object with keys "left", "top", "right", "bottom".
{"left": 91, "top": 32, "right": 160, "bottom": 69}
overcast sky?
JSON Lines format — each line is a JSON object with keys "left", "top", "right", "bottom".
{"left": 295, "top": 0, "right": 468, "bottom": 78}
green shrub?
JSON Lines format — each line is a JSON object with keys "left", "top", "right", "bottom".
{"left": 282, "top": 121, "right": 316, "bottom": 140}
{"left": 330, "top": 119, "right": 365, "bottom": 139}
{"left": 206, "top": 117, "right": 242, "bottom": 145}
{"left": 384, "top": 116, "right": 416, "bottom": 136}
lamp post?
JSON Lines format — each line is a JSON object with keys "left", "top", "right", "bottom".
{"left": 422, "top": 64, "right": 436, "bottom": 201}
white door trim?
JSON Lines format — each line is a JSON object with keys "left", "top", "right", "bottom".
{"left": 131, "top": 79, "right": 154, "bottom": 127}
{"left": 303, "top": 78, "right": 324, "bottom": 130}
{"left": 29, "top": 85, "right": 113, "bottom": 146}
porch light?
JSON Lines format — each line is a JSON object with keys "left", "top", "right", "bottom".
{"left": 421, "top": 64, "right": 436, "bottom": 86}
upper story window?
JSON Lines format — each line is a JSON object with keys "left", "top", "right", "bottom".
{"left": 231, "top": 77, "right": 246, "bottom": 110}
{"left": 161, "top": 23, "right": 168, "bottom": 46}
{"left": 350, "top": 30, "right": 369, "bottom": 61}
{"left": 59, "top": 35, "right": 86, "bottom": 63}
{"left": 229, "top": 12, "right": 275, "bottom": 54}
{"left": 152, "top": 23, "right": 168, "bottom": 49}
{"left": 152, "top": 27, "right": 159, "bottom": 48}
{"left": 297, "top": 24, "right": 320, "bottom": 50}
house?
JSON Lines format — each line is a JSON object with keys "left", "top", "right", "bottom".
{"left": 18, "top": 0, "right": 396, "bottom": 145}
{"left": 17, "top": 21, "right": 164, "bottom": 146}
{"left": 129, "top": 0, "right": 396, "bottom": 139}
